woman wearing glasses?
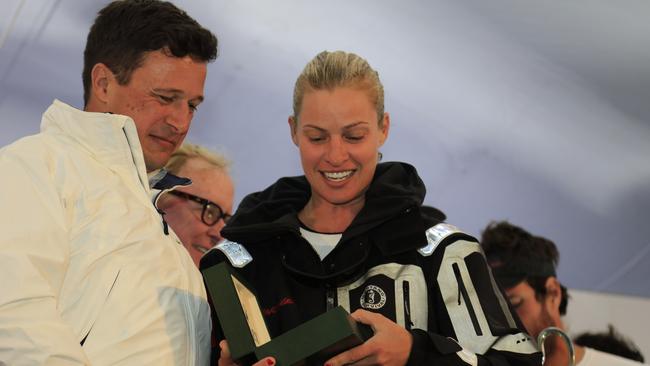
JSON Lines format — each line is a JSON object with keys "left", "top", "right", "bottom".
{"left": 158, "top": 143, "right": 234, "bottom": 267}
{"left": 201, "top": 51, "right": 541, "bottom": 366}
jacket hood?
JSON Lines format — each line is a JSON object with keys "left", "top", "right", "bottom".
{"left": 222, "top": 162, "right": 428, "bottom": 243}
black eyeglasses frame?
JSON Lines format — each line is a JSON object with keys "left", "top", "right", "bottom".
{"left": 167, "top": 190, "right": 231, "bottom": 226}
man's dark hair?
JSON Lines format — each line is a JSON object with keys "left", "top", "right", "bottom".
{"left": 575, "top": 325, "right": 644, "bottom": 362}
{"left": 82, "top": 0, "right": 218, "bottom": 106}
{"left": 481, "top": 221, "right": 569, "bottom": 315}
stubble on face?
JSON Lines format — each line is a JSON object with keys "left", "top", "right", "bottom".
{"left": 111, "top": 51, "right": 207, "bottom": 171}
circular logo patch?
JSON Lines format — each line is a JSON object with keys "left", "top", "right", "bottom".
{"left": 360, "top": 285, "right": 387, "bottom": 310}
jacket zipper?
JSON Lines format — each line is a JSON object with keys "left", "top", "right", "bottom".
{"left": 80, "top": 269, "right": 121, "bottom": 347}
{"left": 402, "top": 281, "right": 413, "bottom": 330}
{"left": 326, "top": 287, "right": 337, "bottom": 311}
{"left": 452, "top": 263, "right": 482, "bottom": 336}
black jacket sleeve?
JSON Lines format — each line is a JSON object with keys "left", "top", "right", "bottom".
{"left": 407, "top": 329, "right": 541, "bottom": 365}
{"left": 409, "top": 235, "right": 542, "bottom": 365}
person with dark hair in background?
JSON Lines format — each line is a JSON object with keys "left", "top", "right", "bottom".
{"left": 0, "top": 1, "right": 218, "bottom": 364}
{"left": 201, "top": 50, "right": 541, "bottom": 366}
{"left": 481, "top": 221, "right": 645, "bottom": 365}
{"left": 575, "top": 325, "right": 645, "bottom": 363}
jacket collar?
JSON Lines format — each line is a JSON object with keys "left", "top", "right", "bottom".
{"left": 149, "top": 168, "right": 193, "bottom": 208}
{"left": 224, "top": 162, "right": 435, "bottom": 256}
{"left": 41, "top": 99, "right": 150, "bottom": 191}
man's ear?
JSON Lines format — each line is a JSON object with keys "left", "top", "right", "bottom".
{"left": 288, "top": 116, "right": 298, "bottom": 146}
{"left": 89, "top": 63, "right": 113, "bottom": 106}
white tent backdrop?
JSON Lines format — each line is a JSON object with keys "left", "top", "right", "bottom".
{"left": 2, "top": 0, "right": 649, "bottom": 350}
{"left": 566, "top": 290, "right": 650, "bottom": 361}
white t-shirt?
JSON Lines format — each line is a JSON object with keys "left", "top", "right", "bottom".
{"left": 299, "top": 227, "right": 342, "bottom": 260}
{"left": 580, "top": 347, "right": 645, "bottom": 365}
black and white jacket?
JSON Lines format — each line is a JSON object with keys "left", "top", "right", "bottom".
{"left": 201, "top": 162, "right": 541, "bottom": 365}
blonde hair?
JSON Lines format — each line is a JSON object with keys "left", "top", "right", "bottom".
{"left": 292, "top": 50, "right": 385, "bottom": 125}
{"left": 165, "top": 143, "right": 231, "bottom": 175}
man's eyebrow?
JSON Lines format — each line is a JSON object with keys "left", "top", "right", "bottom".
{"left": 152, "top": 88, "right": 182, "bottom": 95}
{"left": 152, "top": 88, "right": 204, "bottom": 103}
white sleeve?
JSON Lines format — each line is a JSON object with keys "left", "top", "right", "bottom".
{"left": 0, "top": 148, "right": 90, "bottom": 365}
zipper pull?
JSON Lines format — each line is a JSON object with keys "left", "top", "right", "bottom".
{"left": 157, "top": 208, "right": 169, "bottom": 235}
{"left": 326, "top": 287, "right": 336, "bottom": 310}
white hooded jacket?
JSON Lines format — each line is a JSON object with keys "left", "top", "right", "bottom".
{"left": 0, "top": 100, "right": 211, "bottom": 365}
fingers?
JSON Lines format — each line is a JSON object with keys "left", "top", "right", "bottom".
{"left": 218, "top": 340, "right": 235, "bottom": 366}
{"left": 252, "top": 357, "right": 276, "bottom": 366}
{"left": 350, "top": 308, "right": 377, "bottom": 325}
{"left": 327, "top": 310, "right": 412, "bottom": 366}
{"left": 323, "top": 311, "right": 381, "bottom": 366}
{"left": 218, "top": 340, "right": 276, "bottom": 366}
{"left": 219, "top": 340, "right": 230, "bottom": 357}
{"left": 325, "top": 342, "right": 374, "bottom": 366}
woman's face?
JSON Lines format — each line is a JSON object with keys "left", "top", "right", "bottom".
{"left": 290, "top": 86, "right": 389, "bottom": 208}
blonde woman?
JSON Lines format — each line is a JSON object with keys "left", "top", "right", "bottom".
{"left": 202, "top": 51, "right": 541, "bottom": 366}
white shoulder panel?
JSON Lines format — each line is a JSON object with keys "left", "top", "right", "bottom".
{"left": 436, "top": 239, "right": 537, "bottom": 355}
{"left": 215, "top": 240, "right": 252, "bottom": 268}
{"left": 418, "top": 223, "right": 463, "bottom": 256}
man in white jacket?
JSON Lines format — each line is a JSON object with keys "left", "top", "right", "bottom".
{"left": 0, "top": 1, "right": 218, "bottom": 364}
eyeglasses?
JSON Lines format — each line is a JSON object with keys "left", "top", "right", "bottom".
{"left": 167, "top": 190, "right": 231, "bottom": 226}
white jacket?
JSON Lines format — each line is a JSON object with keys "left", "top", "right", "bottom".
{"left": 0, "top": 100, "right": 211, "bottom": 365}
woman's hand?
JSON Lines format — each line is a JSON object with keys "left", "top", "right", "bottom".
{"left": 324, "top": 309, "right": 412, "bottom": 366}
{"left": 217, "top": 340, "right": 275, "bottom": 366}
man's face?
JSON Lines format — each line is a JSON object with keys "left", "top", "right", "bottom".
{"left": 104, "top": 50, "right": 207, "bottom": 171}
{"left": 505, "top": 281, "right": 555, "bottom": 339}
{"left": 161, "top": 158, "right": 234, "bottom": 267}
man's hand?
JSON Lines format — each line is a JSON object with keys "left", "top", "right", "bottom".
{"left": 324, "top": 309, "right": 412, "bottom": 366}
{"left": 217, "top": 340, "right": 275, "bottom": 366}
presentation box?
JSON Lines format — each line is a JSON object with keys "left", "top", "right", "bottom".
{"left": 202, "top": 262, "right": 373, "bottom": 366}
